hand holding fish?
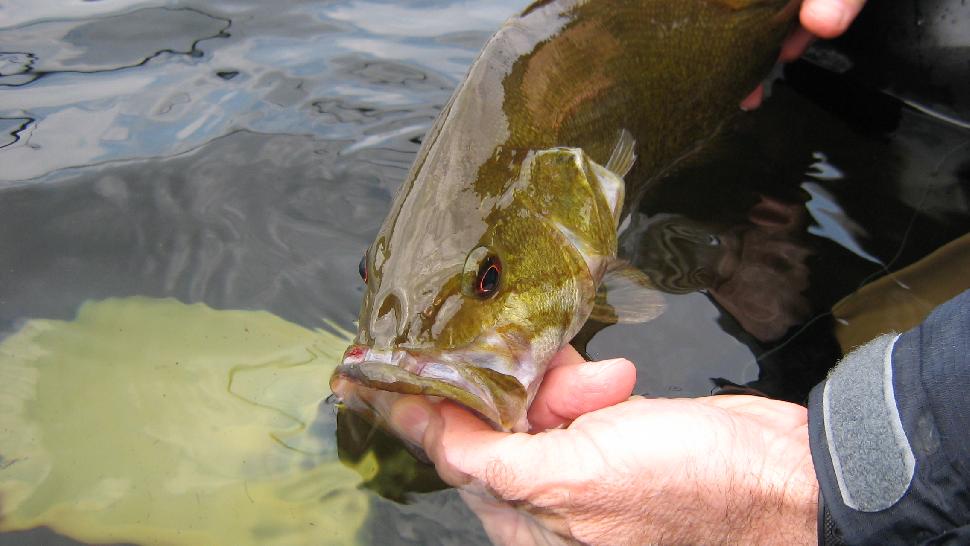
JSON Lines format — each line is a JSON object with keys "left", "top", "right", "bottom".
{"left": 742, "top": 0, "right": 868, "bottom": 109}
{"left": 387, "top": 350, "right": 819, "bottom": 546}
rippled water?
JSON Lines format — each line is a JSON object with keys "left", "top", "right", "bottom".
{"left": 0, "top": 1, "right": 520, "bottom": 332}
{"left": 1, "top": 0, "right": 968, "bottom": 544}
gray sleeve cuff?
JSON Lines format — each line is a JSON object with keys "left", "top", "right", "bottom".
{"left": 819, "top": 333, "right": 913, "bottom": 512}
{"left": 808, "top": 289, "right": 970, "bottom": 545}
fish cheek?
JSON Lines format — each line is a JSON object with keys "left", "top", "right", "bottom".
{"left": 500, "top": 232, "right": 582, "bottom": 341}
{"left": 419, "top": 288, "right": 481, "bottom": 349}
{"left": 426, "top": 297, "right": 498, "bottom": 352}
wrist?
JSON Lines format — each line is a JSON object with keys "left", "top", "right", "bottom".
{"left": 744, "top": 421, "right": 819, "bottom": 545}
{"left": 634, "top": 402, "right": 820, "bottom": 546}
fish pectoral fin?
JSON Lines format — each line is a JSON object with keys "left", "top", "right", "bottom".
{"left": 590, "top": 260, "right": 666, "bottom": 324}
{"left": 587, "top": 129, "right": 634, "bottom": 226}
{"left": 605, "top": 128, "right": 636, "bottom": 178}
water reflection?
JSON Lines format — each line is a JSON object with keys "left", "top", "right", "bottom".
{"left": 0, "top": 53, "right": 36, "bottom": 86}
{"left": 0, "top": 117, "right": 33, "bottom": 149}
{"left": 0, "top": 132, "right": 397, "bottom": 331}
{"left": 631, "top": 197, "right": 815, "bottom": 344}
{"left": 0, "top": 8, "right": 228, "bottom": 88}
{"left": 0, "top": 0, "right": 510, "bottom": 182}
{"left": 582, "top": 71, "right": 969, "bottom": 402}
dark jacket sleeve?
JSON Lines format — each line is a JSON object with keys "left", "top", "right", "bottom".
{"left": 808, "top": 289, "right": 970, "bottom": 545}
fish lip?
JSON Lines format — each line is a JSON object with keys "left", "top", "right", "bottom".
{"left": 332, "top": 345, "right": 527, "bottom": 431}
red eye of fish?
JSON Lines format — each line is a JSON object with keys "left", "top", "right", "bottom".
{"left": 475, "top": 256, "right": 501, "bottom": 298}
{"left": 358, "top": 254, "right": 367, "bottom": 283}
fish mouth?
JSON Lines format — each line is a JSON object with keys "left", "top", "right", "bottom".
{"left": 331, "top": 345, "right": 529, "bottom": 432}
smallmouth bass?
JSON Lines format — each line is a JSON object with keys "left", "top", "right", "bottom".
{"left": 332, "top": 0, "right": 797, "bottom": 432}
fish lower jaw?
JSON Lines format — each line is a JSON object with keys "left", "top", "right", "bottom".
{"left": 331, "top": 359, "right": 528, "bottom": 432}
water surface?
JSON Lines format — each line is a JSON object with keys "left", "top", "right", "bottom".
{"left": 1, "top": 0, "right": 968, "bottom": 544}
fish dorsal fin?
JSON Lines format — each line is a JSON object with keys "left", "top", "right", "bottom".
{"left": 606, "top": 128, "right": 636, "bottom": 178}
{"left": 590, "top": 260, "right": 666, "bottom": 324}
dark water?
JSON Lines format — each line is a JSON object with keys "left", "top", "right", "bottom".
{"left": 1, "top": 0, "right": 968, "bottom": 544}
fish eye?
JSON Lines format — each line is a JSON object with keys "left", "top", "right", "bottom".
{"left": 358, "top": 254, "right": 367, "bottom": 283}
{"left": 463, "top": 246, "right": 501, "bottom": 299}
{"left": 476, "top": 255, "right": 501, "bottom": 298}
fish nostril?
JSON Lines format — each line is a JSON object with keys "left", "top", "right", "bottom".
{"left": 343, "top": 345, "right": 366, "bottom": 363}
{"left": 369, "top": 290, "right": 410, "bottom": 345}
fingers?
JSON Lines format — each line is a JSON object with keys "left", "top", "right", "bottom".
{"left": 398, "top": 399, "right": 545, "bottom": 488}
{"left": 389, "top": 396, "right": 503, "bottom": 486}
{"left": 740, "top": 84, "right": 765, "bottom": 111}
{"left": 779, "top": 27, "right": 815, "bottom": 62}
{"left": 800, "top": 0, "right": 867, "bottom": 39}
{"left": 386, "top": 348, "right": 635, "bottom": 488}
{"left": 389, "top": 393, "right": 436, "bottom": 445}
{"left": 393, "top": 396, "right": 576, "bottom": 499}
{"left": 527, "top": 355, "right": 637, "bottom": 430}
{"left": 744, "top": 0, "right": 864, "bottom": 111}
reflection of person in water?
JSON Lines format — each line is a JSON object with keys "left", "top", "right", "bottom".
{"left": 711, "top": 195, "right": 814, "bottom": 342}
{"left": 626, "top": 191, "right": 839, "bottom": 401}
{"left": 636, "top": 195, "right": 816, "bottom": 344}
{"left": 384, "top": 1, "right": 970, "bottom": 544}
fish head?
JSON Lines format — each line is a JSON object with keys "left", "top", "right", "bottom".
{"left": 332, "top": 147, "right": 621, "bottom": 432}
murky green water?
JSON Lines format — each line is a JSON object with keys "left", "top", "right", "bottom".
{"left": 0, "top": 298, "right": 368, "bottom": 545}
{"left": 1, "top": 1, "right": 967, "bottom": 544}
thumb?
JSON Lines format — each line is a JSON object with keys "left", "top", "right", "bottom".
{"left": 391, "top": 397, "right": 551, "bottom": 493}
{"left": 527, "top": 357, "right": 636, "bottom": 430}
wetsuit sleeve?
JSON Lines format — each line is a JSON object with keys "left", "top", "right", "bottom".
{"left": 807, "top": 289, "right": 970, "bottom": 545}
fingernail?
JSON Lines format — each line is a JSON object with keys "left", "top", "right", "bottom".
{"left": 391, "top": 398, "right": 430, "bottom": 445}
{"left": 577, "top": 358, "right": 626, "bottom": 385}
{"left": 739, "top": 85, "right": 763, "bottom": 111}
{"left": 580, "top": 358, "right": 623, "bottom": 373}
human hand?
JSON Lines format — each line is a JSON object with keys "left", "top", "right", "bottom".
{"left": 741, "top": 0, "right": 869, "bottom": 110}
{"left": 387, "top": 346, "right": 819, "bottom": 546}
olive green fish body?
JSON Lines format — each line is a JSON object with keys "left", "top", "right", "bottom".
{"left": 333, "top": 0, "right": 796, "bottom": 431}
